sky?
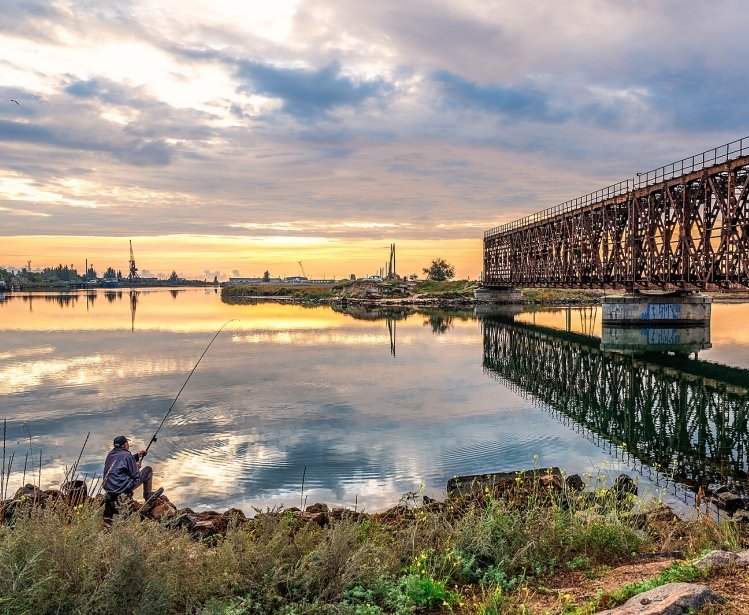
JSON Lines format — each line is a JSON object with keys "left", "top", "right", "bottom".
{"left": 2, "top": 0, "right": 748, "bottom": 280}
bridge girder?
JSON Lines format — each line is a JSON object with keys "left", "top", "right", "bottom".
{"left": 484, "top": 154, "right": 749, "bottom": 290}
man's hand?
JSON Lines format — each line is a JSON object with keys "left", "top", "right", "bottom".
{"left": 136, "top": 461, "right": 142, "bottom": 470}
{"left": 139, "top": 450, "right": 147, "bottom": 458}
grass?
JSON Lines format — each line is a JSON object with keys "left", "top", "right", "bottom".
{"left": 414, "top": 279, "right": 478, "bottom": 296}
{"left": 566, "top": 562, "right": 706, "bottom": 614}
{"left": 0, "top": 474, "right": 743, "bottom": 614}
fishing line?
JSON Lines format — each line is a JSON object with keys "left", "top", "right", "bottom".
{"left": 144, "top": 318, "right": 237, "bottom": 454}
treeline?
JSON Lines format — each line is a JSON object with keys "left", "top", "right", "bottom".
{"left": 0, "top": 264, "right": 124, "bottom": 284}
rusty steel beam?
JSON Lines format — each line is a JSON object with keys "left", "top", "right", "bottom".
{"left": 483, "top": 138, "right": 749, "bottom": 290}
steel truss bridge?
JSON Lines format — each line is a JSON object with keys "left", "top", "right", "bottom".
{"left": 481, "top": 315, "right": 749, "bottom": 494}
{"left": 484, "top": 137, "right": 749, "bottom": 290}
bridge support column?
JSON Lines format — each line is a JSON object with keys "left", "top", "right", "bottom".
{"left": 602, "top": 291, "right": 711, "bottom": 325}
{"left": 474, "top": 286, "right": 522, "bottom": 303}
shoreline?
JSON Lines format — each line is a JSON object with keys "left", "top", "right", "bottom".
{"left": 2, "top": 468, "right": 747, "bottom": 614}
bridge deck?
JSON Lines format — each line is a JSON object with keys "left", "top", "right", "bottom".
{"left": 483, "top": 137, "right": 749, "bottom": 290}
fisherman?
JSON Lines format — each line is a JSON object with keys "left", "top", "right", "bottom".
{"left": 103, "top": 435, "right": 163, "bottom": 519}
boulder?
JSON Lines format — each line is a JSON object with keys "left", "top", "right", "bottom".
{"left": 300, "top": 511, "right": 328, "bottom": 526}
{"left": 143, "top": 494, "right": 177, "bottom": 521}
{"left": 305, "top": 502, "right": 329, "bottom": 514}
{"left": 694, "top": 549, "right": 739, "bottom": 571}
{"left": 713, "top": 491, "right": 745, "bottom": 514}
{"left": 598, "top": 582, "right": 723, "bottom": 614}
{"left": 565, "top": 474, "right": 585, "bottom": 491}
{"left": 62, "top": 480, "right": 88, "bottom": 505}
{"left": 613, "top": 474, "right": 638, "bottom": 499}
{"left": 162, "top": 508, "right": 198, "bottom": 531}
{"left": 186, "top": 509, "right": 247, "bottom": 537}
{"left": 736, "top": 550, "right": 749, "bottom": 567}
{"left": 13, "top": 483, "right": 45, "bottom": 503}
{"left": 447, "top": 467, "right": 564, "bottom": 497}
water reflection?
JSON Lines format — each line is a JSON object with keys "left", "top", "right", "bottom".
{"left": 601, "top": 324, "right": 711, "bottom": 356}
{"left": 480, "top": 311, "right": 749, "bottom": 497}
{"left": 3, "top": 288, "right": 749, "bottom": 514}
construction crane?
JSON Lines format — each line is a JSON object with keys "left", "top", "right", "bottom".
{"left": 297, "top": 261, "right": 307, "bottom": 278}
{"left": 128, "top": 240, "right": 140, "bottom": 282}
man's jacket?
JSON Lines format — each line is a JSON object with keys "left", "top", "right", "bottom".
{"left": 103, "top": 447, "right": 140, "bottom": 494}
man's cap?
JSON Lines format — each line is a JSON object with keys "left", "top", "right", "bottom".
{"left": 113, "top": 435, "right": 129, "bottom": 447}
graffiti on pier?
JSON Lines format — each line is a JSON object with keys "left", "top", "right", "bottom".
{"left": 641, "top": 303, "right": 682, "bottom": 320}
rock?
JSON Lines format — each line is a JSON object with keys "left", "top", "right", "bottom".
{"left": 598, "top": 582, "right": 723, "bottom": 614}
{"left": 565, "top": 474, "right": 585, "bottom": 491}
{"left": 305, "top": 502, "right": 329, "bottom": 514}
{"left": 447, "top": 467, "right": 563, "bottom": 497}
{"left": 694, "top": 549, "right": 739, "bottom": 570}
{"left": 146, "top": 495, "right": 177, "bottom": 521}
{"left": 731, "top": 510, "right": 749, "bottom": 524}
{"left": 162, "top": 509, "right": 198, "bottom": 531}
{"left": 714, "top": 491, "right": 745, "bottom": 513}
{"left": 13, "top": 483, "right": 45, "bottom": 503}
{"left": 224, "top": 507, "right": 247, "bottom": 522}
{"left": 62, "top": 480, "right": 88, "bottom": 505}
{"left": 614, "top": 474, "right": 638, "bottom": 499}
{"left": 736, "top": 550, "right": 749, "bottom": 567}
{"left": 300, "top": 511, "right": 328, "bottom": 526}
{"left": 191, "top": 519, "right": 220, "bottom": 538}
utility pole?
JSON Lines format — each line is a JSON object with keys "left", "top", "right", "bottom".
{"left": 387, "top": 243, "right": 396, "bottom": 279}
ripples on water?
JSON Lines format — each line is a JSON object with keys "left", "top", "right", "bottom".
{"left": 1, "top": 287, "right": 749, "bottom": 514}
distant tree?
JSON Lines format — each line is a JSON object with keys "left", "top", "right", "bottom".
{"left": 103, "top": 267, "right": 117, "bottom": 279}
{"left": 42, "top": 264, "right": 79, "bottom": 282}
{"left": 168, "top": 270, "right": 180, "bottom": 283}
{"left": 263, "top": 270, "right": 270, "bottom": 282}
{"left": 422, "top": 258, "right": 455, "bottom": 281}
{"left": 85, "top": 265, "right": 97, "bottom": 280}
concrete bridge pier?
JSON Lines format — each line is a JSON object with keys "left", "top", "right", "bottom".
{"left": 601, "top": 291, "right": 712, "bottom": 325}
{"left": 474, "top": 286, "right": 522, "bottom": 303}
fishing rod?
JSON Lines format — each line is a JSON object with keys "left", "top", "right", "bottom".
{"left": 142, "top": 318, "right": 237, "bottom": 456}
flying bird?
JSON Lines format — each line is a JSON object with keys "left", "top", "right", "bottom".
{"left": 10, "top": 99, "right": 20, "bottom": 105}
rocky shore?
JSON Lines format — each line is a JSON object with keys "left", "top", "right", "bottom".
{"left": 221, "top": 279, "right": 610, "bottom": 309}
{"left": 2, "top": 468, "right": 749, "bottom": 614}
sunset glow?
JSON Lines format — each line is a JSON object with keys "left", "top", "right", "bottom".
{"left": 2, "top": 1, "right": 746, "bottom": 278}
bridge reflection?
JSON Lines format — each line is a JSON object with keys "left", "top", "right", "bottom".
{"left": 480, "top": 309, "right": 749, "bottom": 497}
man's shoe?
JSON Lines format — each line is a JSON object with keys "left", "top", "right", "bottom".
{"left": 144, "top": 487, "right": 164, "bottom": 504}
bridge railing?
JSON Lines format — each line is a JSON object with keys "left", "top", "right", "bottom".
{"left": 484, "top": 179, "right": 632, "bottom": 238}
{"left": 485, "top": 136, "right": 749, "bottom": 239}
{"left": 633, "top": 136, "right": 748, "bottom": 189}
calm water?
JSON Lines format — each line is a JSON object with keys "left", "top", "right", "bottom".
{"left": 1, "top": 287, "right": 748, "bottom": 513}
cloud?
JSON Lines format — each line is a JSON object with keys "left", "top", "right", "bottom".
{"left": 2, "top": 0, "right": 749, "bottom": 279}
{"left": 235, "top": 60, "right": 391, "bottom": 118}
{"left": 431, "top": 70, "right": 568, "bottom": 123}
{"left": 0, "top": 118, "right": 173, "bottom": 166}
